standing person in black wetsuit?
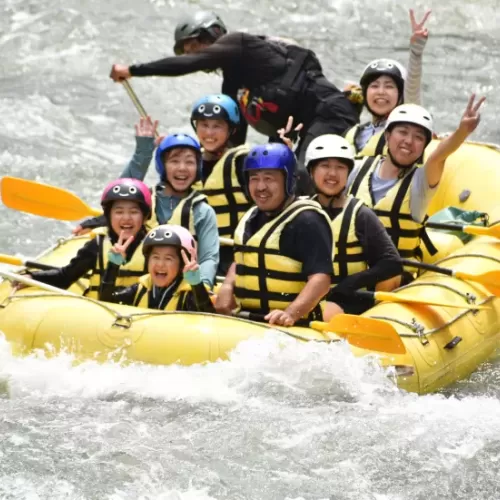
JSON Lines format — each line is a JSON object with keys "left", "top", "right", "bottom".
{"left": 109, "top": 11, "right": 359, "bottom": 180}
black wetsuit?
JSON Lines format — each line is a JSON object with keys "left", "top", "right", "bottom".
{"left": 130, "top": 32, "right": 359, "bottom": 188}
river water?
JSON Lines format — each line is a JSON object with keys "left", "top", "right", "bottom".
{"left": 1, "top": 0, "right": 500, "bottom": 498}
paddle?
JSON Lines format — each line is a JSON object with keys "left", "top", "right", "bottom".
{"left": 236, "top": 311, "right": 406, "bottom": 355}
{"left": 426, "top": 221, "right": 500, "bottom": 239}
{"left": 1, "top": 176, "right": 102, "bottom": 221}
{"left": 0, "top": 254, "right": 58, "bottom": 271}
{"left": 121, "top": 81, "right": 160, "bottom": 139}
{"left": 401, "top": 259, "right": 500, "bottom": 295}
{"left": 0, "top": 270, "right": 77, "bottom": 296}
{"left": 357, "top": 290, "right": 488, "bottom": 309}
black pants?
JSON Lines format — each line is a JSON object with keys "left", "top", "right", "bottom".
{"left": 294, "top": 83, "right": 360, "bottom": 196}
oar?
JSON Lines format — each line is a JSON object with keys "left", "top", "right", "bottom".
{"left": 0, "top": 254, "right": 58, "bottom": 271}
{"left": 401, "top": 259, "right": 500, "bottom": 295}
{"left": 1, "top": 176, "right": 102, "bottom": 221}
{"left": 357, "top": 290, "right": 488, "bottom": 310}
{"left": 237, "top": 311, "right": 406, "bottom": 355}
{"left": 0, "top": 270, "right": 77, "bottom": 296}
{"left": 426, "top": 221, "right": 500, "bottom": 239}
{"left": 121, "top": 81, "right": 160, "bottom": 139}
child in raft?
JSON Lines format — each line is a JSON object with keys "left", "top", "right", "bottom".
{"left": 100, "top": 224, "right": 215, "bottom": 312}
{"left": 26, "top": 178, "right": 151, "bottom": 298}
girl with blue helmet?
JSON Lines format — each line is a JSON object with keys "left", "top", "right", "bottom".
{"left": 74, "top": 125, "right": 219, "bottom": 288}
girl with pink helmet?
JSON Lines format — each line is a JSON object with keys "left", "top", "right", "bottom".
{"left": 100, "top": 224, "right": 215, "bottom": 312}
{"left": 27, "top": 178, "right": 152, "bottom": 299}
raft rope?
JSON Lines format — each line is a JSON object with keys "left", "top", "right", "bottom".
{"left": 0, "top": 292, "right": 340, "bottom": 345}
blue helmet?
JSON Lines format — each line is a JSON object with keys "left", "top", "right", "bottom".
{"left": 190, "top": 94, "right": 240, "bottom": 130}
{"left": 243, "top": 143, "right": 296, "bottom": 196}
{"left": 155, "top": 133, "right": 202, "bottom": 182}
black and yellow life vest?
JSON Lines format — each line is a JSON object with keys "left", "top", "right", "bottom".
{"left": 132, "top": 274, "right": 191, "bottom": 311}
{"left": 344, "top": 123, "right": 387, "bottom": 156}
{"left": 348, "top": 155, "right": 430, "bottom": 259}
{"left": 329, "top": 196, "right": 368, "bottom": 285}
{"left": 202, "top": 145, "right": 253, "bottom": 237}
{"left": 85, "top": 228, "right": 145, "bottom": 299}
{"left": 147, "top": 189, "right": 208, "bottom": 235}
{"left": 233, "top": 199, "right": 331, "bottom": 317}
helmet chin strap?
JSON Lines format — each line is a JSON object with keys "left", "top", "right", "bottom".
{"left": 387, "top": 149, "right": 414, "bottom": 173}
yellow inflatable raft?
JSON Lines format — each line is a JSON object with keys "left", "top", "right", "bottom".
{"left": 0, "top": 140, "right": 498, "bottom": 395}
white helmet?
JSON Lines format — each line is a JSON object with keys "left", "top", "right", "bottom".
{"left": 385, "top": 104, "right": 434, "bottom": 139}
{"left": 305, "top": 134, "right": 355, "bottom": 171}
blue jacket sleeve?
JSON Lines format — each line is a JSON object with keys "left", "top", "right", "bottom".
{"left": 120, "top": 136, "right": 156, "bottom": 180}
{"left": 193, "top": 203, "right": 220, "bottom": 288}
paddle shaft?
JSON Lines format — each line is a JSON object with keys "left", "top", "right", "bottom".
{"left": 0, "top": 254, "right": 58, "bottom": 271}
{"left": 0, "top": 270, "right": 77, "bottom": 296}
{"left": 400, "top": 259, "right": 454, "bottom": 277}
{"left": 122, "top": 81, "right": 160, "bottom": 139}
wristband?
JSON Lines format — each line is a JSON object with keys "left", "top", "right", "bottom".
{"left": 183, "top": 269, "right": 201, "bottom": 286}
{"left": 107, "top": 251, "right": 127, "bottom": 266}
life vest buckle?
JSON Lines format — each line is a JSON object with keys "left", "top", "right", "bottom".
{"left": 112, "top": 315, "right": 132, "bottom": 329}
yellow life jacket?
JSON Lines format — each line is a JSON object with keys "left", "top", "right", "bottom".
{"left": 329, "top": 196, "right": 368, "bottom": 285}
{"left": 348, "top": 155, "right": 427, "bottom": 259}
{"left": 233, "top": 198, "right": 331, "bottom": 317}
{"left": 202, "top": 145, "right": 253, "bottom": 237}
{"left": 344, "top": 123, "right": 387, "bottom": 157}
{"left": 85, "top": 228, "right": 146, "bottom": 299}
{"left": 147, "top": 189, "right": 208, "bottom": 235}
{"left": 132, "top": 274, "right": 192, "bottom": 311}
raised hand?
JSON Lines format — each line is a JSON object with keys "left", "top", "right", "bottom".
{"left": 181, "top": 245, "right": 199, "bottom": 273}
{"left": 109, "top": 231, "right": 134, "bottom": 261}
{"left": 459, "top": 94, "right": 486, "bottom": 135}
{"left": 135, "top": 116, "right": 159, "bottom": 138}
{"left": 277, "top": 115, "right": 304, "bottom": 150}
{"left": 410, "top": 8, "right": 431, "bottom": 44}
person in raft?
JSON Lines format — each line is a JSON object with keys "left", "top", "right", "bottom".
{"left": 100, "top": 224, "right": 215, "bottom": 312}
{"left": 344, "top": 8, "right": 432, "bottom": 156}
{"left": 214, "top": 143, "right": 334, "bottom": 327}
{"left": 347, "top": 94, "right": 485, "bottom": 285}
{"left": 108, "top": 10, "right": 359, "bottom": 167}
{"left": 74, "top": 132, "right": 219, "bottom": 288}
{"left": 27, "top": 178, "right": 152, "bottom": 299}
{"left": 304, "top": 134, "right": 403, "bottom": 315}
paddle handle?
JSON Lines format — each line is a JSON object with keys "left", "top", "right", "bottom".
{"left": 400, "top": 259, "right": 453, "bottom": 277}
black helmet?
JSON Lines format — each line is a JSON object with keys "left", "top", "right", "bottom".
{"left": 359, "top": 59, "right": 406, "bottom": 116}
{"left": 173, "top": 11, "right": 227, "bottom": 55}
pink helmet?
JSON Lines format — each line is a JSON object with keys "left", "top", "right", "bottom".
{"left": 101, "top": 178, "right": 152, "bottom": 218}
{"left": 142, "top": 224, "right": 196, "bottom": 258}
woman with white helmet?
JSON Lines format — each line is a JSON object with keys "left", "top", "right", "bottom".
{"left": 344, "top": 9, "right": 431, "bottom": 156}
{"left": 305, "top": 135, "right": 402, "bottom": 314}
{"left": 347, "top": 95, "right": 485, "bottom": 285}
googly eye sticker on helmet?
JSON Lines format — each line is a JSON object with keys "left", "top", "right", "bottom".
{"left": 213, "top": 105, "right": 221, "bottom": 114}
{"left": 128, "top": 186, "right": 137, "bottom": 194}
{"left": 198, "top": 104, "right": 205, "bottom": 113}
{"left": 112, "top": 185, "right": 121, "bottom": 193}
{"left": 164, "top": 231, "right": 173, "bottom": 238}
{"left": 148, "top": 230, "right": 157, "bottom": 239}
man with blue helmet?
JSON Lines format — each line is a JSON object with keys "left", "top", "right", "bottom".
{"left": 109, "top": 11, "right": 358, "bottom": 163}
{"left": 215, "top": 143, "right": 334, "bottom": 327}
{"left": 190, "top": 93, "right": 253, "bottom": 274}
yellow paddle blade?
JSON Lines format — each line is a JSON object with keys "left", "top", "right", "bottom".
{"left": 373, "top": 291, "right": 488, "bottom": 310}
{"left": 1, "top": 176, "right": 102, "bottom": 221}
{"left": 310, "top": 314, "right": 406, "bottom": 355}
{"left": 463, "top": 223, "right": 500, "bottom": 239}
{"left": 0, "top": 254, "right": 23, "bottom": 266}
{"left": 455, "top": 269, "right": 500, "bottom": 296}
